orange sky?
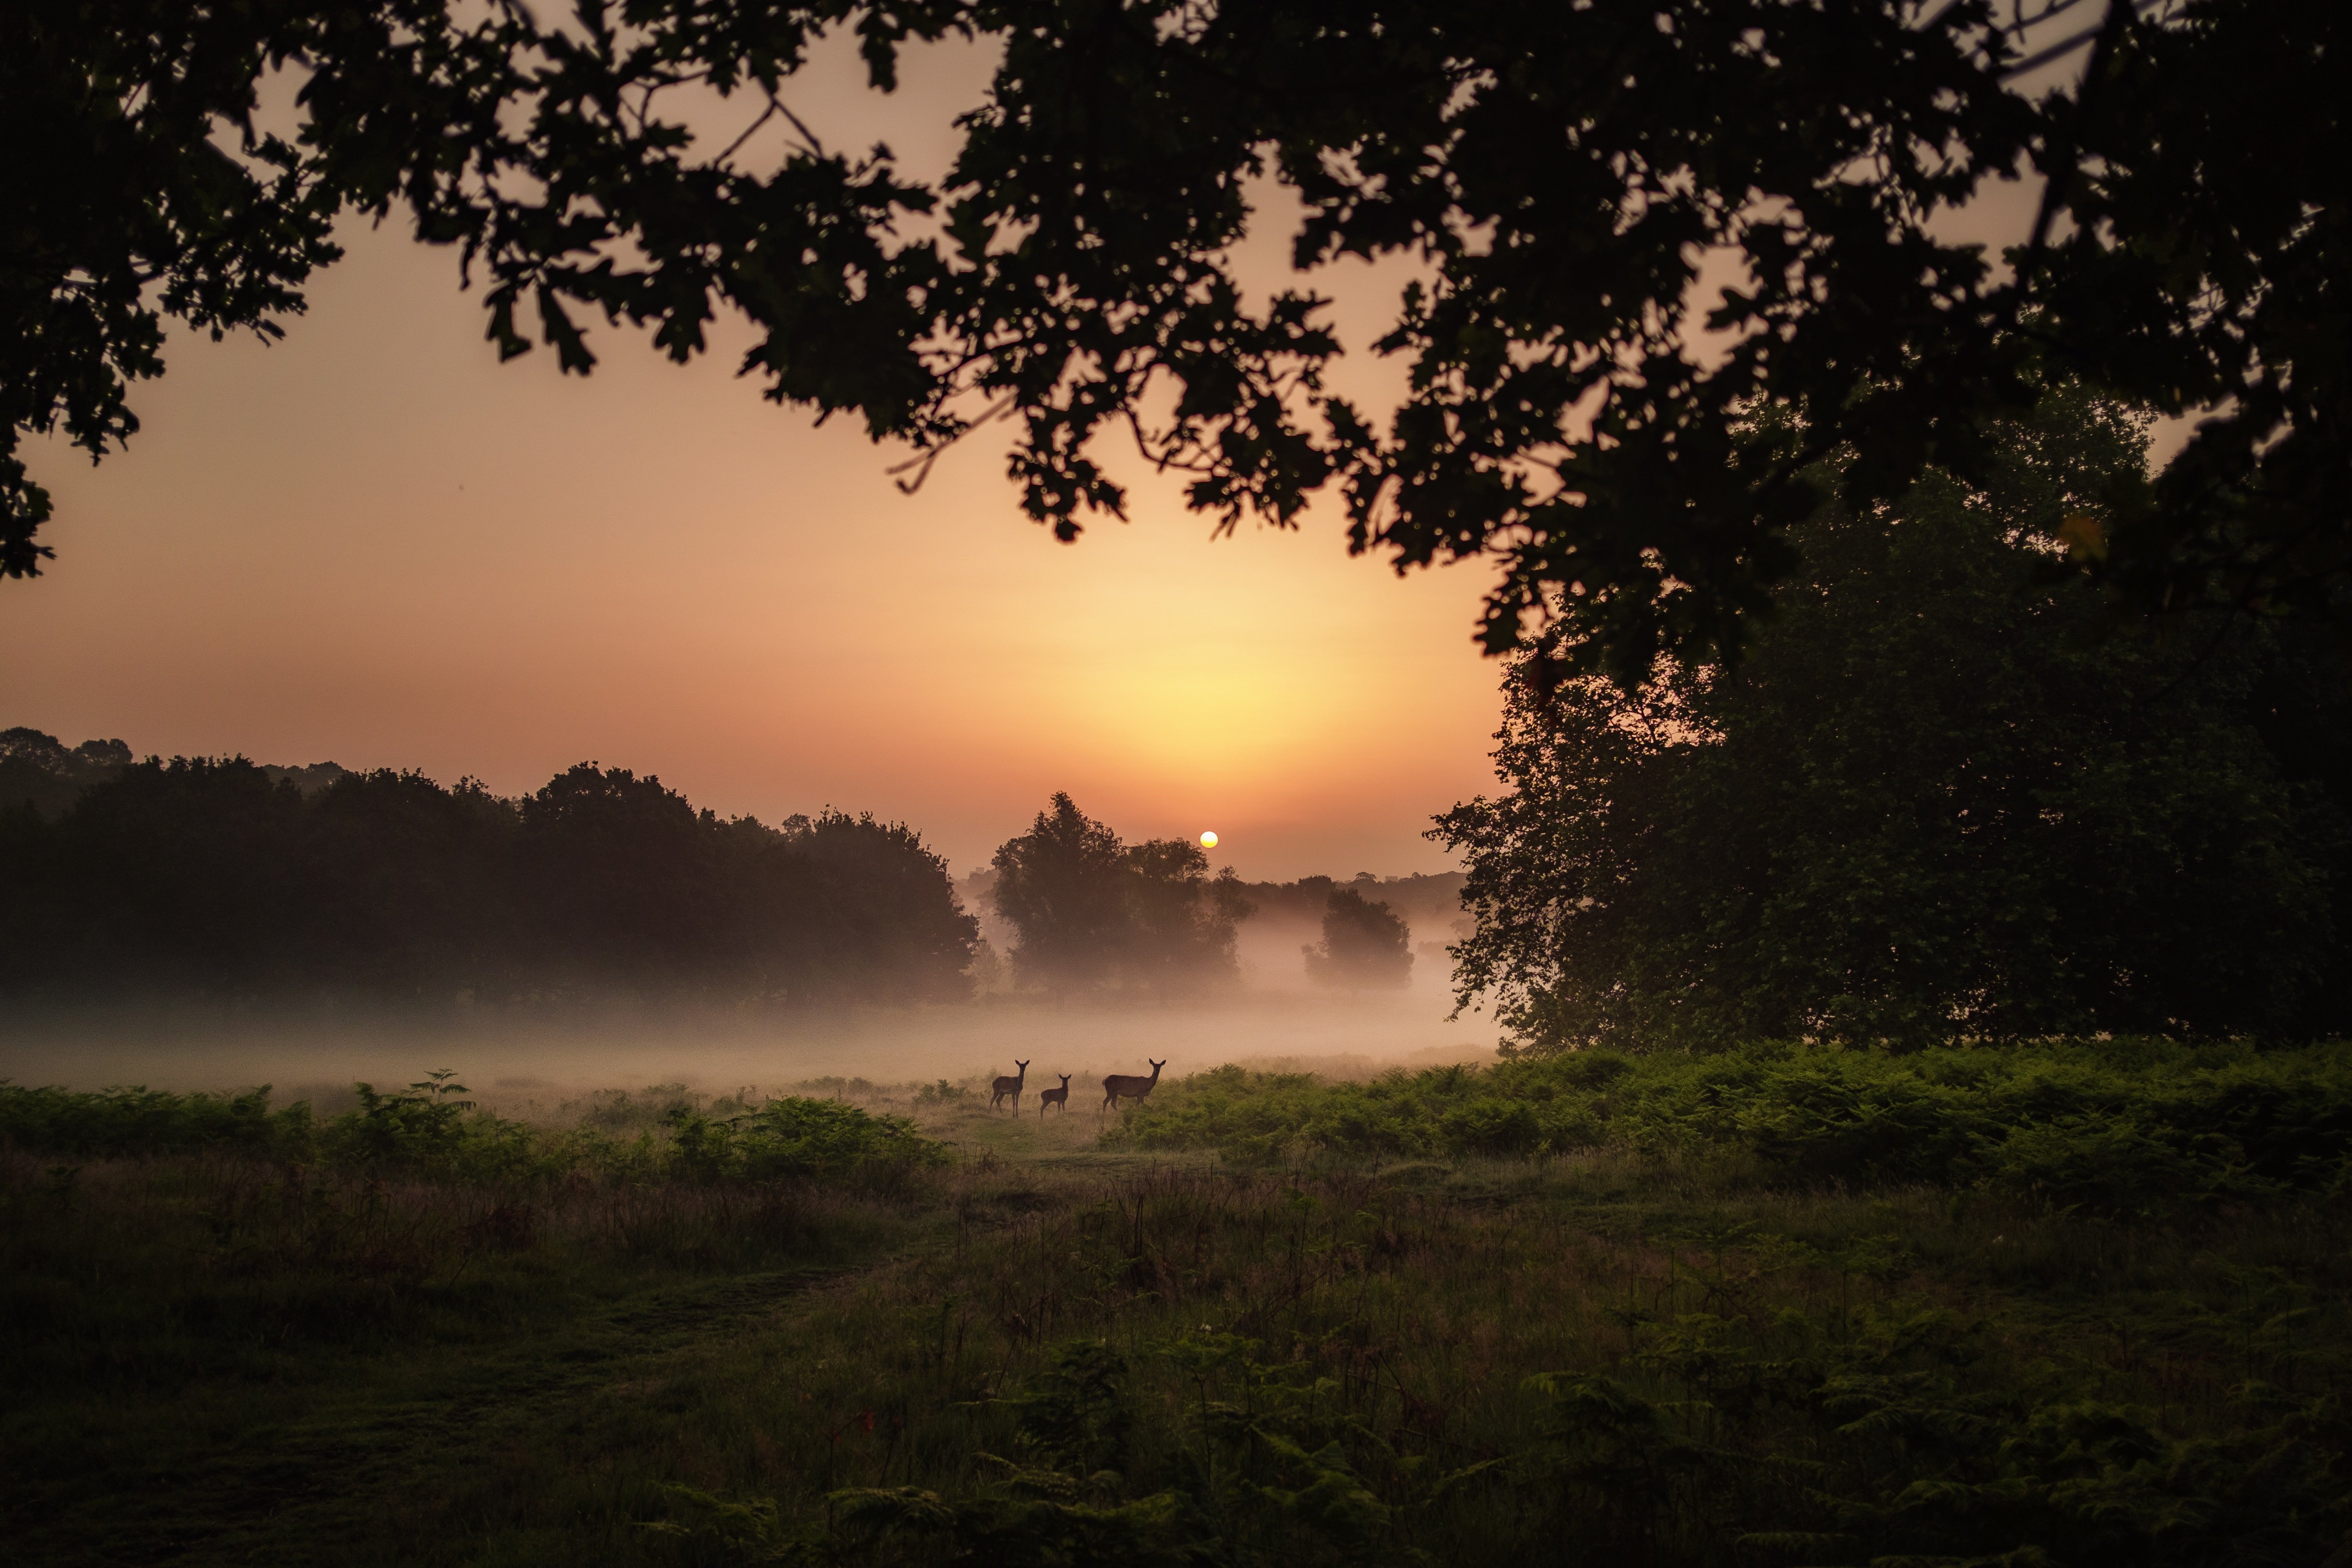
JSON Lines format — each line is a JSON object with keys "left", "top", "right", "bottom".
{"left": 0, "top": 33, "right": 1505, "bottom": 880}
{"left": 1, "top": 29, "right": 2116, "bottom": 882}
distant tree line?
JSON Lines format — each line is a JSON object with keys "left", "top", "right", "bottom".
{"left": 1241, "top": 872, "right": 1452, "bottom": 991}
{"left": 0, "top": 729, "right": 130, "bottom": 817}
{"left": 1441, "top": 388, "right": 2352, "bottom": 1050}
{"left": 0, "top": 741, "right": 975, "bottom": 1005}
{"left": 1237, "top": 871, "right": 1461, "bottom": 931}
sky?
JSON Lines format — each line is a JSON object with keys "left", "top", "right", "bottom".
{"left": 0, "top": 20, "right": 2119, "bottom": 884}
{"left": 0, "top": 34, "right": 1504, "bottom": 882}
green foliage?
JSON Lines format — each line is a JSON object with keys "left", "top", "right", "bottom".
{"left": 664, "top": 1098, "right": 948, "bottom": 1185}
{"left": 635, "top": 1152, "right": 2352, "bottom": 1568}
{"left": 1302, "top": 888, "right": 1414, "bottom": 992}
{"left": 661, "top": 1334, "right": 1434, "bottom": 1566}
{"left": 1107, "top": 1042, "right": 2352, "bottom": 1219}
{"left": 0, "top": 1079, "right": 313, "bottom": 1160}
{"left": 991, "top": 794, "right": 1252, "bottom": 997}
{"left": 11, "top": 1114, "right": 2352, "bottom": 1567}
{"left": 330, "top": 1070, "right": 494, "bottom": 1172}
{"left": 0, "top": 1075, "right": 948, "bottom": 1188}
{"left": 829, "top": 1341, "right": 1195, "bottom": 1567}
{"left": 1439, "top": 389, "right": 2352, "bottom": 1048}
{"left": 0, "top": 755, "right": 977, "bottom": 1004}
{"left": 1520, "top": 1304, "right": 2352, "bottom": 1566}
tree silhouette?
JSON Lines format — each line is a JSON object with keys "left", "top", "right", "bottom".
{"left": 989, "top": 795, "right": 1252, "bottom": 996}
{"left": 1438, "top": 387, "right": 2352, "bottom": 1050}
{"left": 0, "top": 729, "right": 131, "bottom": 818}
{"left": 1303, "top": 888, "right": 1414, "bottom": 993}
{"left": 1122, "top": 836, "right": 1254, "bottom": 996}
{"left": 990, "top": 794, "right": 1131, "bottom": 995}
{"left": 9, "top": 4, "right": 2340, "bottom": 672}
{"left": 0, "top": 749, "right": 976, "bottom": 1004}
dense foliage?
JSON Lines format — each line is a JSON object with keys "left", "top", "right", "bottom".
{"left": 1437, "top": 391, "right": 2352, "bottom": 1049}
{"left": 0, "top": 729, "right": 131, "bottom": 819}
{"left": 989, "top": 793, "right": 1252, "bottom": 996}
{"left": 1302, "top": 887, "right": 1414, "bottom": 992}
{"left": 0, "top": 1073, "right": 946, "bottom": 1185}
{"left": 1107, "top": 1041, "right": 2352, "bottom": 1219}
{"left": 0, "top": 750, "right": 976, "bottom": 1004}
{"left": 10, "top": 4, "right": 2340, "bottom": 672}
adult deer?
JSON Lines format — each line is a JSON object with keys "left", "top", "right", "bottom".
{"left": 990, "top": 1060, "right": 1029, "bottom": 1113}
{"left": 1100, "top": 1059, "right": 1165, "bottom": 1115}
{"left": 1038, "top": 1074, "right": 1071, "bottom": 1117}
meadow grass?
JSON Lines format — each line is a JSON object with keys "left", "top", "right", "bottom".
{"left": 3, "top": 1053, "right": 2349, "bottom": 1565}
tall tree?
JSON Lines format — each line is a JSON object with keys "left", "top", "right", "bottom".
{"left": 7, "top": 3, "right": 2340, "bottom": 674}
{"left": 1437, "top": 388, "right": 2352, "bottom": 1049}
{"left": 787, "top": 808, "right": 983, "bottom": 1002}
{"left": 1122, "top": 836, "right": 1253, "bottom": 995}
{"left": 1302, "top": 887, "right": 1414, "bottom": 992}
{"left": 989, "top": 796, "right": 1251, "bottom": 994}
{"left": 990, "top": 794, "right": 1133, "bottom": 994}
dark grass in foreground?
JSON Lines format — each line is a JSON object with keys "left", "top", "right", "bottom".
{"left": 2, "top": 1049, "right": 2349, "bottom": 1566}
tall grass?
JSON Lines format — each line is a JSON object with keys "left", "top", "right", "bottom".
{"left": 5, "top": 1057, "right": 2349, "bottom": 1565}
{"left": 0, "top": 1074, "right": 948, "bottom": 1401}
{"left": 632, "top": 1157, "right": 2352, "bottom": 1566}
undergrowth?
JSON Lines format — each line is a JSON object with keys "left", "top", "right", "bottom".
{"left": 3, "top": 1054, "right": 2349, "bottom": 1566}
{"left": 635, "top": 1163, "right": 2352, "bottom": 1567}
{"left": 1103, "top": 1040, "right": 2352, "bottom": 1218}
{"left": 0, "top": 1071, "right": 946, "bottom": 1184}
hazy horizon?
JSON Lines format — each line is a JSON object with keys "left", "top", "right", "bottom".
{"left": 0, "top": 976, "right": 1497, "bottom": 1100}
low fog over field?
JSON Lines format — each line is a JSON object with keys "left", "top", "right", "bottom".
{"left": 0, "top": 736, "right": 1490, "bottom": 1102}
{"left": 0, "top": 986, "right": 1491, "bottom": 1107}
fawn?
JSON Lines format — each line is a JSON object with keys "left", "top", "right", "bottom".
{"left": 1038, "top": 1074, "right": 1071, "bottom": 1116}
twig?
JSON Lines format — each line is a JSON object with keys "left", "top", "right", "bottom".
{"left": 886, "top": 394, "right": 1018, "bottom": 494}
{"left": 714, "top": 98, "right": 781, "bottom": 167}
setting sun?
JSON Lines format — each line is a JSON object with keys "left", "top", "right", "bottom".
{"left": 1200, "top": 831, "right": 1219, "bottom": 849}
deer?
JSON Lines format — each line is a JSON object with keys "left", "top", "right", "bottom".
{"left": 1100, "top": 1059, "right": 1166, "bottom": 1115}
{"left": 990, "top": 1060, "right": 1029, "bottom": 1113}
{"left": 1038, "top": 1074, "right": 1071, "bottom": 1116}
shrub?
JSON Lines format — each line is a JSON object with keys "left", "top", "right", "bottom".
{"left": 0, "top": 1074, "right": 948, "bottom": 1188}
{"left": 1106, "top": 1041, "right": 2352, "bottom": 1216}
{"left": 667, "top": 1096, "right": 948, "bottom": 1184}
{"left": 0, "top": 1080, "right": 313, "bottom": 1159}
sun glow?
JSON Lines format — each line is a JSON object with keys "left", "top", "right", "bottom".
{"left": 1200, "top": 831, "right": 1219, "bottom": 849}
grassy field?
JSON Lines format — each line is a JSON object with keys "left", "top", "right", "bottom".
{"left": 4, "top": 1047, "right": 2350, "bottom": 1566}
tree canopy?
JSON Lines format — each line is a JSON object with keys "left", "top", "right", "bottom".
{"left": 1436, "top": 387, "right": 2352, "bottom": 1049}
{"left": 9, "top": 2, "right": 2340, "bottom": 673}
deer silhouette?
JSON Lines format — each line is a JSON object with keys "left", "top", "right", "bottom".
{"left": 990, "top": 1060, "right": 1029, "bottom": 1113}
{"left": 1038, "top": 1074, "right": 1071, "bottom": 1116}
{"left": 1100, "top": 1059, "right": 1165, "bottom": 1115}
